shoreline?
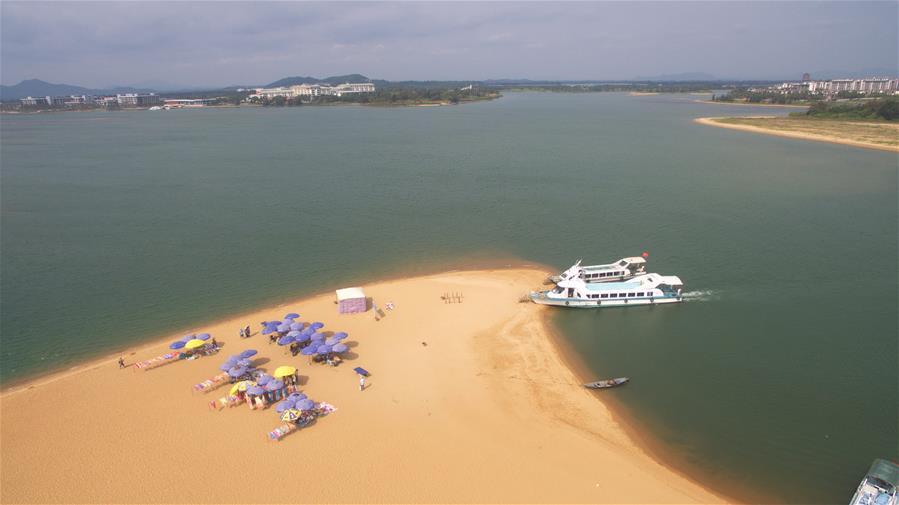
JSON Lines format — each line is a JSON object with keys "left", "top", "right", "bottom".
{"left": 693, "top": 99, "right": 810, "bottom": 109}
{"left": 695, "top": 116, "right": 899, "bottom": 153}
{"left": 1, "top": 267, "right": 727, "bottom": 503}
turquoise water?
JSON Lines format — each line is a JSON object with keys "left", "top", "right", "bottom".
{"left": 1, "top": 93, "right": 896, "bottom": 503}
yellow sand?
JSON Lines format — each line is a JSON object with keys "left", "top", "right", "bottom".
{"left": 1, "top": 269, "right": 725, "bottom": 503}
{"left": 695, "top": 116, "right": 899, "bottom": 153}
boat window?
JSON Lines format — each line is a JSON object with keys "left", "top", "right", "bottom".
{"left": 609, "top": 293, "right": 617, "bottom": 298}
{"left": 552, "top": 286, "right": 563, "bottom": 294}
{"left": 628, "top": 292, "right": 635, "bottom": 297}
{"left": 637, "top": 292, "right": 644, "bottom": 297}
{"left": 618, "top": 260, "right": 628, "bottom": 267}
{"left": 600, "top": 294, "right": 609, "bottom": 299}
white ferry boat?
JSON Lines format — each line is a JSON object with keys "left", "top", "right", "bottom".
{"left": 530, "top": 273, "right": 684, "bottom": 308}
{"left": 850, "top": 459, "right": 899, "bottom": 505}
{"left": 549, "top": 257, "right": 647, "bottom": 284}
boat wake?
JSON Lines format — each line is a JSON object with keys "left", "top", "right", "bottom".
{"left": 680, "top": 290, "right": 720, "bottom": 301}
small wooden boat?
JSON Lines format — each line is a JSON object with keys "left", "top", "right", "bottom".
{"left": 583, "top": 377, "right": 629, "bottom": 389}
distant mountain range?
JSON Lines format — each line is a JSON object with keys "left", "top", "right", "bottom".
{"left": 633, "top": 72, "right": 718, "bottom": 81}
{"left": 263, "top": 73, "right": 384, "bottom": 88}
{"left": 0, "top": 79, "right": 159, "bottom": 100}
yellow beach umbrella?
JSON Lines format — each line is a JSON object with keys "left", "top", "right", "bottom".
{"left": 273, "top": 366, "right": 296, "bottom": 379}
{"left": 229, "top": 380, "right": 254, "bottom": 396}
{"left": 184, "top": 339, "right": 206, "bottom": 350}
{"left": 280, "top": 409, "right": 302, "bottom": 422}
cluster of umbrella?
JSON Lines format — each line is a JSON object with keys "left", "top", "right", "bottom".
{"left": 229, "top": 365, "right": 297, "bottom": 397}
{"left": 219, "top": 349, "right": 258, "bottom": 378}
{"left": 275, "top": 391, "right": 317, "bottom": 422}
{"left": 169, "top": 333, "right": 212, "bottom": 351}
{"left": 262, "top": 313, "right": 316, "bottom": 335}
{"left": 296, "top": 331, "right": 349, "bottom": 356}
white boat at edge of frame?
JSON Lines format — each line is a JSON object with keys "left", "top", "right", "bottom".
{"left": 548, "top": 257, "right": 647, "bottom": 284}
{"left": 530, "top": 273, "right": 684, "bottom": 308}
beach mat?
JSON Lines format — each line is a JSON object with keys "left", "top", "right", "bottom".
{"left": 353, "top": 367, "right": 370, "bottom": 376}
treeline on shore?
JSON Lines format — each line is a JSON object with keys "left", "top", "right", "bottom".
{"left": 790, "top": 97, "right": 899, "bottom": 121}
{"left": 710, "top": 89, "right": 880, "bottom": 105}
{"left": 251, "top": 87, "right": 500, "bottom": 107}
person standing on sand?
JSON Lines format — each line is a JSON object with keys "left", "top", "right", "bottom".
{"left": 359, "top": 375, "right": 365, "bottom": 391}
{"left": 245, "top": 325, "right": 251, "bottom": 338}
{"left": 239, "top": 328, "right": 245, "bottom": 338}
{"left": 118, "top": 357, "right": 125, "bottom": 369}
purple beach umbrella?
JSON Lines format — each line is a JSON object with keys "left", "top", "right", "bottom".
{"left": 310, "top": 322, "right": 324, "bottom": 330}
{"left": 286, "top": 330, "right": 301, "bottom": 337}
{"left": 296, "top": 333, "right": 311, "bottom": 343}
{"left": 237, "top": 359, "right": 252, "bottom": 367}
{"left": 265, "top": 379, "right": 284, "bottom": 391}
{"left": 331, "top": 343, "right": 348, "bottom": 353}
{"left": 218, "top": 362, "right": 234, "bottom": 372}
{"left": 169, "top": 341, "right": 186, "bottom": 350}
{"left": 262, "top": 326, "right": 277, "bottom": 335}
{"left": 256, "top": 374, "right": 272, "bottom": 386}
{"left": 300, "top": 346, "right": 317, "bottom": 356}
{"left": 228, "top": 366, "right": 247, "bottom": 378}
{"left": 287, "top": 392, "right": 307, "bottom": 401}
{"left": 276, "top": 323, "right": 290, "bottom": 333}
{"left": 180, "top": 334, "right": 196, "bottom": 342}
{"left": 277, "top": 335, "right": 294, "bottom": 346}
{"left": 332, "top": 332, "right": 348, "bottom": 341}
{"left": 289, "top": 322, "right": 304, "bottom": 331}
{"left": 195, "top": 333, "right": 211, "bottom": 341}
{"left": 316, "top": 344, "right": 332, "bottom": 355}
{"left": 238, "top": 349, "right": 257, "bottom": 359}
{"left": 285, "top": 313, "right": 300, "bottom": 319}
{"left": 325, "top": 337, "right": 340, "bottom": 346}
{"left": 247, "top": 385, "right": 265, "bottom": 396}
{"left": 311, "top": 332, "right": 325, "bottom": 341}
{"left": 295, "top": 399, "right": 314, "bottom": 411}
{"left": 275, "top": 400, "right": 295, "bottom": 413}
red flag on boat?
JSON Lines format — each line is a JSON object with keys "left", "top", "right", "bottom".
{"left": 642, "top": 251, "right": 649, "bottom": 258}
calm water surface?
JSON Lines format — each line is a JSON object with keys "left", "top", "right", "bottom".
{"left": 2, "top": 93, "right": 896, "bottom": 503}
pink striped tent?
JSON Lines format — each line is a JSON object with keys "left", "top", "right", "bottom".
{"left": 336, "top": 287, "right": 367, "bottom": 314}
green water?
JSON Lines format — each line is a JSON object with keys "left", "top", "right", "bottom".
{"left": 1, "top": 93, "right": 896, "bottom": 503}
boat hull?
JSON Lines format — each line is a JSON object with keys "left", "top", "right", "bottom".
{"left": 529, "top": 292, "right": 682, "bottom": 308}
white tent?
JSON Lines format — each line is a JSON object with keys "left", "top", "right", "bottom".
{"left": 336, "top": 287, "right": 367, "bottom": 314}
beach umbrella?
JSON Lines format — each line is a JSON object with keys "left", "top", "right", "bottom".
{"left": 296, "top": 333, "right": 311, "bottom": 343}
{"left": 277, "top": 335, "right": 294, "bottom": 346}
{"left": 229, "top": 380, "right": 254, "bottom": 396}
{"left": 237, "top": 359, "right": 252, "bottom": 367}
{"left": 325, "top": 337, "right": 340, "bottom": 346}
{"left": 285, "top": 312, "right": 300, "bottom": 319}
{"left": 228, "top": 366, "right": 248, "bottom": 378}
{"left": 275, "top": 400, "right": 296, "bottom": 413}
{"left": 180, "top": 334, "right": 196, "bottom": 342}
{"left": 332, "top": 332, "right": 348, "bottom": 341}
{"left": 310, "top": 322, "right": 324, "bottom": 330}
{"left": 287, "top": 392, "right": 307, "bottom": 401}
{"left": 265, "top": 379, "right": 285, "bottom": 391}
{"left": 184, "top": 339, "right": 206, "bottom": 350}
{"left": 195, "top": 333, "right": 211, "bottom": 341}
{"left": 247, "top": 385, "right": 265, "bottom": 396}
{"left": 280, "top": 409, "right": 302, "bottom": 422}
{"left": 218, "top": 362, "right": 234, "bottom": 372}
{"left": 224, "top": 355, "right": 240, "bottom": 364}
{"left": 311, "top": 332, "right": 325, "bottom": 341}
{"left": 238, "top": 349, "right": 257, "bottom": 359}
{"left": 289, "top": 322, "right": 304, "bottom": 331}
{"left": 286, "top": 330, "right": 302, "bottom": 337}
{"left": 169, "top": 341, "right": 186, "bottom": 350}
{"left": 295, "top": 399, "right": 314, "bottom": 411}
{"left": 262, "top": 326, "right": 277, "bottom": 335}
{"left": 316, "top": 344, "right": 332, "bottom": 355}
{"left": 256, "top": 374, "right": 272, "bottom": 386}
{"left": 300, "top": 346, "right": 317, "bottom": 356}
{"left": 277, "top": 323, "right": 290, "bottom": 333}
{"left": 332, "top": 343, "right": 348, "bottom": 353}
{"left": 273, "top": 365, "right": 296, "bottom": 378}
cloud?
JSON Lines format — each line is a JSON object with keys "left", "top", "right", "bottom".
{"left": 1, "top": 1, "right": 896, "bottom": 87}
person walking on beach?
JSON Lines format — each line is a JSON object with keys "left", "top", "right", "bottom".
{"left": 211, "top": 337, "right": 218, "bottom": 349}
{"left": 239, "top": 327, "right": 245, "bottom": 339}
{"left": 244, "top": 325, "right": 251, "bottom": 338}
{"left": 359, "top": 375, "right": 365, "bottom": 391}
{"left": 117, "top": 356, "right": 125, "bottom": 369}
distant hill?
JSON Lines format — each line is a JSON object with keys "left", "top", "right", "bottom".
{"left": 633, "top": 72, "right": 718, "bottom": 82}
{"left": 264, "top": 74, "right": 379, "bottom": 88}
{"left": 0, "top": 78, "right": 153, "bottom": 100}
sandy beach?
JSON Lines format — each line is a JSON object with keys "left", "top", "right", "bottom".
{"left": 1, "top": 268, "right": 725, "bottom": 503}
{"left": 695, "top": 116, "right": 899, "bottom": 153}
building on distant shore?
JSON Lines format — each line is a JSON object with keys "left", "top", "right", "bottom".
{"left": 116, "top": 93, "right": 162, "bottom": 107}
{"left": 163, "top": 98, "right": 217, "bottom": 107}
{"left": 248, "top": 82, "right": 375, "bottom": 100}
{"left": 762, "top": 76, "right": 899, "bottom": 96}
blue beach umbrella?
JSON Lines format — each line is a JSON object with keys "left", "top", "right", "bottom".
{"left": 286, "top": 330, "right": 301, "bottom": 337}
{"left": 332, "top": 332, "right": 348, "bottom": 341}
{"left": 276, "top": 323, "right": 290, "bottom": 333}
{"left": 300, "top": 346, "right": 317, "bottom": 356}
{"left": 256, "top": 374, "right": 272, "bottom": 386}
{"left": 285, "top": 312, "right": 300, "bottom": 319}
{"left": 316, "top": 344, "right": 332, "bottom": 355}
{"left": 237, "top": 359, "right": 252, "bottom": 367}
{"left": 332, "top": 343, "right": 348, "bottom": 353}
{"left": 196, "top": 333, "right": 211, "bottom": 341}
{"left": 277, "top": 335, "right": 295, "bottom": 346}
{"left": 325, "top": 337, "right": 340, "bottom": 346}
{"left": 311, "top": 332, "right": 325, "bottom": 341}
{"left": 287, "top": 392, "right": 307, "bottom": 401}
{"left": 169, "top": 341, "right": 186, "bottom": 350}
{"left": 247, "top": 385, "right": 265, "bottom": 396}
{"left": 296, "top": 333, "right": 311, "bottom": 343}
{"left": 228, "top": 366, "right": 247, "bottom": 378}
{"left": 180, "top": 334, "right": 196, "bottom": 342}
{"left": 265, "top": 379, "right": 285, "bottom": 391}
{"left": 275, "top": 400, "right": 296, "bottom": 413}
{"left": 218, "top": 362, "right": 234, "bottom": 372}
{"left": 238, "top": 349, "right": 257, "bottom": 359}
{"left": 310, "top": 322, "right": 324, "bottom": 330}
{"left": 289, "top": 322, "right": 304, "bottom": 331}
{"left": 296, "top": 399, "right": 314, "bottom": 411}
{"left": 262, "top": 326, "right": 277, "bottom": 335}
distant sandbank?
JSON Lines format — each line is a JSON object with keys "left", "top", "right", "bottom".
{"left": 694, "top": 99, "right": 810, "bottom": 109}
{"left": 695, "top": 116, "right": 899, "bottom": 152}
{"left": 1, "top": 268, "right": 726, "bottom": 503}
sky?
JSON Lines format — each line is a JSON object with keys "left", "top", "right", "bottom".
{"left": 1, "top": 1, "right": 897, "bottom": 88}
